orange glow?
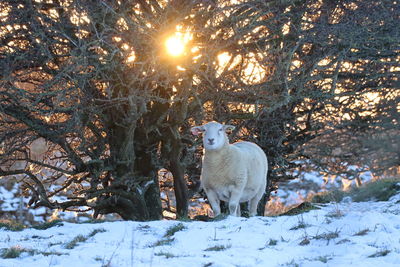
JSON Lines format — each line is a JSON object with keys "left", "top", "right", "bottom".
{"left": 165, "top": 35, "right": 185, "bottom": 56}
{"left": 165, "top": 32, "right": 191, "bottom": 57}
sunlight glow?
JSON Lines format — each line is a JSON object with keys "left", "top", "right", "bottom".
{"left": 165, "top": 32, "right": 191, "bottom": 57}
{"left": 165, "top": 35, "right": 185, "bottom": 57}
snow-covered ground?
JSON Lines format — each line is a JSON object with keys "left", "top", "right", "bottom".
{"left": 1, "top": 193, "right": 400, "bottom": 267}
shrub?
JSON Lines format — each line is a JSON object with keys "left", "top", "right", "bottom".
{"left": 350, "top": 178, "right": 400, "bottom": 202}
{"left": 0, "top": 220, "right": 25, "bottom": 231}
{"left": 311, "top": 178, "right": 400, "bottom": 204}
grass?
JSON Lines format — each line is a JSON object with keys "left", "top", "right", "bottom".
{"left": 336, "top": 238, "right": 351, "bottom": 244}
{"left": 64, "top": 234, "right": 88, "bottom": 249}
{"left": 311, "top": 178, "right": 400, "bottom": 204}
{"left": 0, "top": 246, "right": 35, "bottom": 259}
{"left": 325, "top": 206, "right": 345, "bottom": 219}
{"left": 267, "top": 239, "right": 278, "bottom": 246}
{"left": 149, "top": 223, "right": 186, "bottom": 247}
{"left": 353, "top": 228, "right": 370, "bottom": 236}
{"left": 313, "top": 229, "right": 340, "bottom": 244}
{"left": 314, "top": 255, "right": 332, "bottom": 263}
{"left": 283, "top": 259, "right": 300, "bottom": 267}
{"left": 39, "top": 251, "right": 68, "bottom": 256}
{"left": 137, "top": 224, "right": 151, "bottom": 230}
{"left": 0, "top": 220, "right": 25, "bottom": 231}
{"left": 164, "top": 223, "right": 186, "bottom": 238}
{"left": 32, "top": 219, "right": 63, "bottom": 230}
{"left": 280, "top": 202, "right": 320, "bottom": 216}
{"left": 48, "top": 241, "right": 63, "bottom": 247}
{"left": 299, "top": 236, "right": 311, "bottom": 246}
{"left": 154, "top": 251, "right": 178, "bottom": 258}
{"left": 1, "top": 245, "right": 68, "bottom": 259}
{"left": 88, "top": 228, "right": 106, "bottom": 237}
{"left": 290, "top": 216, "right": 311, "bottom": 230}
{"left": 151, "top": 237, "right": 175, "bottom": 247}
{"left": 298, "top": 229, "right": 340, "bottom": 246}
{"left": 259, "top": 238, "right": 279, "bottom": 250}
{"left": 78, "top": 219, "right": 106, "bottom": 224}
{"left": 204, "top": 244, "right": 231, "bottom": 251}
{"left": 290, "top": 222, "right": 310, "bottom": 230}
{"left": 368, "top": 249, "right": 391, "bottom": 258}
{"left": 64, "top": 228, "right": 106, "bottom": 249}
{"left": 1, "top": 246, "right": 26, "bottom": 259}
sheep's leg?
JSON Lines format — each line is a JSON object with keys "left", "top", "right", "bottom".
{"left": 236, "top": 204, "right": 241, "bottom": 216}
{"left": 228, "top": 188, "right": 243, "bottom": 216}
{"left": 206, "top": 189, "right": 221, "bottom": 217}
{"left": 249, "top": 188, "right": 265, "bottom": 216}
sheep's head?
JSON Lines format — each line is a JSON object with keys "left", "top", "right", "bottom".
{"left": 191, "top": 121, "right": 235, "bottom": 151}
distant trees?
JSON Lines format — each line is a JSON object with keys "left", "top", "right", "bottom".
{"left": 0, "top": 0, "right": 398, "bottom": 221}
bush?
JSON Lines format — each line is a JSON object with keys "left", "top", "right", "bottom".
{"left": 350, "top": 178, "right": 400, "bottom": 202}
{"left": 0, "top": 220, "right": 25, "bottom": 231}
{"left": 311, "top": 178, "right": 400, "bottom": 204}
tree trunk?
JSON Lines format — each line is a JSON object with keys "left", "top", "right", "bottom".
{"left": 166, "top": 126, "right": 189, "bottom": 219}
{"left": 135, "top": 142, "right": 162, "bottom": 220}
{"left": 170, "top": 158, "right": 188, "bottom": 218}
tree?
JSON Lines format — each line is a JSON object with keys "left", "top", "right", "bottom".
{"left": 1, "top": 0, "right": 398, "bottom": 221}
{"left": 0, "top": 0, "right": 196, "bottom": 220}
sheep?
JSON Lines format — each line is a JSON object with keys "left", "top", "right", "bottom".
{"left": 191, "top": 121, "right": 268, "bottom": 217}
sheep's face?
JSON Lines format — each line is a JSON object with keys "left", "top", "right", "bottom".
{"left": 191, "top": 122, "right": 235, "bottom": 151}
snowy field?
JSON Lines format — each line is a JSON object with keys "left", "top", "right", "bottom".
{"left": 1, "top": 193, "right": 400, "bottom": 267}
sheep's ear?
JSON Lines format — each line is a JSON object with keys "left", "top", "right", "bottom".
{"left": 191, "top": 126, "right": 205, "bottom": 136}
{"left": 223, "top": 124, "right": 235, "bottom": 133}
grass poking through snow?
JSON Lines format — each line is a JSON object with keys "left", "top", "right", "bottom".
{"left": 164, "top": 223, "right": 186, "bottom": 238}
{"left": 353, "top": 228, "right": 370, "bottom": 236}
{"left": 1, "top": 246, "right": 31, "bottom": 259}
{"left": 204, "top": 244, "right": 232, "bottom": 251}
{"left": 32, "top": 219, "right": 63, "bottom": 230}
{"left": 64, "top": 228, "right": 106, "bottom": 249}
{"left": 64, "top": 234, "right": 88, "bottom": 249}
{"left": 151, "top": 237, "right": 175, "bottom": 247}
{"left": 154, "top": 251, "right": 178, "bottom": 258}
{"left": 368, "top": 249, "right": 391, "bottom": 258}
{"left": 149, "top": 223, "right": 186, "bottom": 248}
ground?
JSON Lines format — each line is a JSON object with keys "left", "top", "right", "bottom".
{"left": 1, "top": 190, "right": 400, "bottom": 267}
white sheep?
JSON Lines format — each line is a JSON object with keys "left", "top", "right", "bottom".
{"left": 191, "top": 121, "right": 268, "bottom": 217}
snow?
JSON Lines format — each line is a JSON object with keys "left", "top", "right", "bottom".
{"left": 1, "top": 194, "right": 400, "bottom": 267}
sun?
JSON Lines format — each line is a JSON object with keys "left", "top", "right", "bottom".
{"left": 165, "top": 35, "right": 185, "bottom": 57}
{"left": 165, "top": 31, "right": 192, "bottom": 57}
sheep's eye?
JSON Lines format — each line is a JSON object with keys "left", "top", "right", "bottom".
{"left": 219, "top": 128, "right": 223, "bottom": 131}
